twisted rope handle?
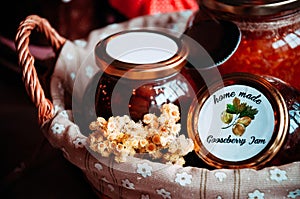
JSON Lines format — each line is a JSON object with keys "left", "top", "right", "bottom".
{"left": 15, "top": 15, "right": 66, "bottom": 125}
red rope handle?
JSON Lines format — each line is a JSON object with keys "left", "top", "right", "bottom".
{"left": 15, "top": 15, "right": 66, "bottom": 125}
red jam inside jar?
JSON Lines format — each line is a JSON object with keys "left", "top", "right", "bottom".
{"left": 185, "top": 0, "right": 300, "bottom": 90}
{"left": 90, "top": 29, "right": 198, "bottom": 133}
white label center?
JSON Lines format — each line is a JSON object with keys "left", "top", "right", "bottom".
{"left": 197, "top": 85, "right": 275, "bottom": 162}
{"left": 106, "top": 31, "right": 178, "bottom": 64}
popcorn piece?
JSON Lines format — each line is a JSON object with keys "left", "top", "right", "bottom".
{"left": 146, "top": 143, "right": 157, "bottom": 152}
{"left": 151, "top": 134, "right": 161, "bottom": 145}
{"left": 143, "top": 113, "right": 156, "bottom": 124}
{"left": 97, "top": 117, "right": 107, "bottom": 127}
{"left": 161, "top": 103, "right": 180, "bottom": 122}
{"left": 107, "top": 117, "right": 117, "bottom": 132}
{"left": 87, "top": 103, "right": 194, "bottom": 166}
{"left": 139, "top": 139, "right": 148, "bottom": 148}
{"left": 116, "top": 143, "right": 124, "bottom": 152}
{"left": 89, "top": 121, "right": 100, "bottom": 131}
{"left": 171, "top": 123, "right": 181, "bottom": 136}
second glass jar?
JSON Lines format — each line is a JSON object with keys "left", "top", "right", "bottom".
{"left": 185, "top": 0, "right": 300, "bottom": 90}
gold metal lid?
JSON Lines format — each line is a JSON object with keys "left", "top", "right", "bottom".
{"left": 94, "top": 29, "right": 188, "bottom": 80}
{"left": 202, "top": 0, "right": 300, "bottom": 16}
{"left": 187, "top": 72, "right": 289, "bottom": 169}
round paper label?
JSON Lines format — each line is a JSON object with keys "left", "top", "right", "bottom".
{"left": 197, "top": 85, "right": 275, "bottom": 162}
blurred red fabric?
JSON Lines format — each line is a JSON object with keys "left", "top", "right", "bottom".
{"left": 109, "top": 0, "right": 199, "bottom": 18}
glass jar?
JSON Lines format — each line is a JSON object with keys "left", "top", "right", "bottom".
{"left": 186, "top": 72, "right": 300, "bottom": 169}
{"left": 82, "top": 29, "right": 200, "bottom": 135}
{"left": 184, "top": 0, "right": 300, "bottom": 90}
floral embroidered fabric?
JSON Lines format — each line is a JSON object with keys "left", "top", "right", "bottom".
{"left": 42, "top": 10, "right": 300, "bottom": 199}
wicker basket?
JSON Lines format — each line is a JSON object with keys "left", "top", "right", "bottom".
{"left": 15, "top": 14, "right": 300, "bottom": 199}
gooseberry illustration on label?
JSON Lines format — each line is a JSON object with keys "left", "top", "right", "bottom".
{"left": 221, "top": 97, "right": 258, "bottom": 136}
{"left": 195, "top": 84, "right": 275, "bottom": 162}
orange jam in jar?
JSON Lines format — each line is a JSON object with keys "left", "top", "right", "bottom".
{"left": 186, "top": 73, "right": 300, "bottom": 169}
{"left": 185, "top": 0, "right": 300, "bottom": 90}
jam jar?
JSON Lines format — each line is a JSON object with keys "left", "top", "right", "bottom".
{"left": 184, "top": 0, "right": 300, "bottom": 90}
{"left": 87, "top": 29, "right": 199, "bottom": 133}
{"left": 186, "top": 72, "right": 300, "bottom": 169}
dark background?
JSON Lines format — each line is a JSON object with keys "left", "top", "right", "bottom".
{"left": 0, "top": 0, "right": 127, "bottom": 198}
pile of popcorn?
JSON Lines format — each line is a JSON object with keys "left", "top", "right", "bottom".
{"left": 87, "top": 103, "right": 194, "bottom": 166}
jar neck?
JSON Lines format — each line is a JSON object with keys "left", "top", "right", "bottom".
{"left": 200, "top": 0, "right": 300, "bottom": 17}
{"left": 97, "top": 56, "right": 187, "bottom": 80}
{"left": 229, "top": 10, "right": 299, "bottom": 31}
{"left": 102, "top": 68, "right": 181, "bottom": 82}
{"left": 197, "top": 5, "right": 300, "bottom": 36}
{"left": 95, "top": 30, "right": 189, "bottom": 80}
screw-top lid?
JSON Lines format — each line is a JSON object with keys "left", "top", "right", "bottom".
{"left": 202, "top": 0, "right": 300, "bottom": 16}
{"left": 187, "top": 72, "right": 289, "bottom": 169}
{"left": 95, "top": 29, "right": 188, "bottom": 80}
